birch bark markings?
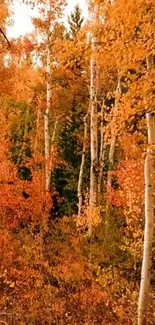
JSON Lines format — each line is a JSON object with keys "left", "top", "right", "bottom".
{"left": 138, "top": 55, "right": 155, "bottom": 325}
{"left": 138, "top": 113, "right": 155, "bottom": 325}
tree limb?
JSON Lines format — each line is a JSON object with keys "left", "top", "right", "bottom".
{"left": 0, "top": 27, "right": 10, "bottom": 48}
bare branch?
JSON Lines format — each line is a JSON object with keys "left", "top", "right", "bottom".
{"left": 0, "top": 27, "right": 10, "bottom": 48}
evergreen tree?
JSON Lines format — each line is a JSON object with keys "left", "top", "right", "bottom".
{"left": 67, "top": 4, "right": 84, "bottom": 38}
{"left": 52, "top": 101, "right": 90, "bottom": 217}
{"left": 51, "top": 5, "right": 88, "bottom": 217}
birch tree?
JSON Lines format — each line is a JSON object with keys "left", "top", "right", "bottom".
{"left": 44, "top": 34, "right": 51, "bottom": 191}
{"left": 32, "top": 0, "right": 66, "bottom": 191}
{"left": 90, "top": 0, "right": 113, "bottom": 208}
{"left": 78, "top": 114, "right": 88, "bottom": 215}
{"left": 89, "top": 1, "right": 99, "bottom": 208}
{"left": 98, "top": 99, "right": 106, "bottom": 205}
{"left": 138, "top": 55, "right": 155, "bottom": 325}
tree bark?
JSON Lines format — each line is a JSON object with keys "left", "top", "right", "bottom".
{"left": 98, "top": 100, "right": 105, "bottom": 205}
{"left": 89, "top": 3, "right": 99, "bottom": 208}
{"left": 88, "top": 2, "right": 99, "bottom": 237}
{"left": 138, "top": 55, "right": 155, "bottom": 325}
{"left": 44, "top": 37, "right": 51, "bottom": 191}
{"left": 78, "top": 114, "right": 88, "bottom": 215}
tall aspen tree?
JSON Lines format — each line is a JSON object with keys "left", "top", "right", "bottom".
{"left": 89, "top": 1, "right": 99, "bottom": 208}
{"left": 78, "top": 114, "right": 88, "bottom": 215}
{"left": 98, "top": 100, "right": 105, "bottom": 204}
{"left": 138, "top": 55, "right": 155, "bottom": 325}
{"left": 44, "top": 34, "right": 51, "bottom": 191}
{"left": 34, "top": 0, "right": 66, "bottom": 191}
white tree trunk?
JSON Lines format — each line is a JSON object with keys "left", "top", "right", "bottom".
{"left": 98, "top": 100, "right": 105, "bottom": 204}
{"left": 138, "top": 55, "right": 155, "bottom": 325}
{"left": 90, "top": 3, "right": 99, "bottom": 208}
{"left": 78, "top": 114, "right": 88, "bottom": 215}
{"left": 44, "top": 39, "right": 51, "bottom": 191}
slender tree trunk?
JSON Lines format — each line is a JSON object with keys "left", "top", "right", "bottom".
{"left": 105, "top": 75, "right": 122, "bottom": 236}
{"left": 98, "top": 100, "right": 105, "bottom": 204}
{"left": 44, "top": 38, "right": 51, "bottom": 191}
{"left": 49, "top": 118, "right": 58, "bottom": 173}
{"left": 78, "top": 114, "right": 88, "bottom": 215}
{"left": 88, "top": 3, "right": 99, "bottom": 237}
{"left": 138, "top": 55, "right": 155, "bottom": 325}
{"left": 107, "top": 74, "right": 121, "bottom": 191}
{"left": 90, "top": 3, "right": 98, "bottom": 208}
{"left": 90, "top": 59, "right": 98, "bottom": 207}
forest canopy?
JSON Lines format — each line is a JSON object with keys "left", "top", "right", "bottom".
{"left": 0, "top": 1, "right": 155, "bottom": 324}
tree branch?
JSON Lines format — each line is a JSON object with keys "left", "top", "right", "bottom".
{"left": 0, "top": 27, "right": 10, "bottom": 48}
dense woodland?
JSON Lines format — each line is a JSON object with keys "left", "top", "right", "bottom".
{"left": 0, "top": 0, "right": 155, "bottom": 324}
